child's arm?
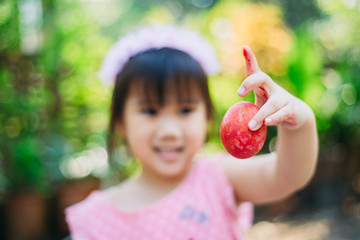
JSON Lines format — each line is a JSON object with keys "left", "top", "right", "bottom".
{"left": 222, "top": 46, "right": 318, "bottom": 204}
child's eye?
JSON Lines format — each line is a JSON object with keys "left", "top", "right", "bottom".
{"left": 142, "top": 108, "right": 157, "bottom": 115}
{"left": 180, "top": 107, "right": 193, "bottom": 114}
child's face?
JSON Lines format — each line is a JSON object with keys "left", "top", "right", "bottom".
{"left": 119, "top": 84, "right": 208, "bottom": 180}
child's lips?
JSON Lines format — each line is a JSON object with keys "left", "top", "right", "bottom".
{"left": 155, "top": 147, "right": 183, "bottom": 162}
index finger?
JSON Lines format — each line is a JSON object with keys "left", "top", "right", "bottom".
{"left": 243, "top": 45, "right": 261, "bottom": 76}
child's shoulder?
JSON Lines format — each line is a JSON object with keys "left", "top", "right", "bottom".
{"left": 195, "top": 153, "right": 229, "bottom": 170}
{"left": 102, "top": 179, "right": 134, "bottom": 200}
{"left": 101, "top": 178, "right": 140, "bottom": 210}
{"left": 66, "top": 180, "right": 134, "bottom": 215}
{"left": 65, "top": 189, "right": 105, "bottom": 228}
{"left": 67, "top": 190, "right": 102, "bottom": 212}
{"left": 196, "top": 154, "right": 232, "bottom": 181}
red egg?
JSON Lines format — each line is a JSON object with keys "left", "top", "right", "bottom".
{"left": 220, "top": 101, "right": 267, "bottom": 159}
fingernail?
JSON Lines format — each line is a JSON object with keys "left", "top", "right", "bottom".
{"left": 238, "top": 87, "right": 245, "bottom": 96}
{"left": 248, "top": 120, "right": 257, "bottom": 130}
{"left": 265, "top": 117, "right": 272, "bottom": 124}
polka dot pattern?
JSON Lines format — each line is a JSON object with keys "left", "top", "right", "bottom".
{"left": 65, "top": 158, "right": 253, "bottom": 239}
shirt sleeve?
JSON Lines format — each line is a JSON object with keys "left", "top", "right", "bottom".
{"left": 209, "top": 154, "right": 254, "bottom": 230}
{"left": 65, "top": 195, "right": 97, "bottom": 240}
{"left": 204, "top": 155, "right": 238, "bottom": 218}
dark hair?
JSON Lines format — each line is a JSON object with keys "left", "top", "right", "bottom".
{"left": 108, "top": 47, "right": 214, "bottom": 154}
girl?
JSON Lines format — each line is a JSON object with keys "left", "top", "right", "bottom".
{"left": 66, "top": 25, "right": 318, "bottom": 239}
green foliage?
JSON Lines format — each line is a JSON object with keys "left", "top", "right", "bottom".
{"left": 0, "top": 0, "right": 359, "bottom": 201}
{"left": 286, "top": 28, "right": 323, "bottom": 101}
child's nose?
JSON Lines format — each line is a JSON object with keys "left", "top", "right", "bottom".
{"left": 156, "top": 116, "right": 182, "bottom": 140}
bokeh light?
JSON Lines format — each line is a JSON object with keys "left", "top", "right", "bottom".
{"left": 1, "top": 0, "right": 360, "bottom": 239}
{"left": 210, "top": 2, "right": 292, "bottom": 76}
{"left": 60, "top": 147, "right": 109, "bottom": 179}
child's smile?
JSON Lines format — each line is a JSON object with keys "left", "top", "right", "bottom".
{"left": 154, "top": 146, "right": 184, "bottom": 163}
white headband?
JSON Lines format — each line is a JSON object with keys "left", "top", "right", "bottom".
{"left": 98, "top": 25, "right": 220, "bottom": 84}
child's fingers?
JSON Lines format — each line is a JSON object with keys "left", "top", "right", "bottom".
{"left": 237, "top": 72, "right": 273, "bottom": 97}
{"left": 264, "top": 105, "right": 295, "bottom": 127}
{"left": 254, "top": 94, "right": 268, "bottom": 109}
{"left": 248, "top": 97, "right": 287, "bottom": 131}
{"left": 243, "top": 45, "right": 261, "bottom": 76}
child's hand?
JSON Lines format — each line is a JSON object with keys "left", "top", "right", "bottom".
{"left": 223, "top": 47, "right": 318, "bottom": 203}
{"left": 237, "top": 45, "right": 310, "bottom": 131}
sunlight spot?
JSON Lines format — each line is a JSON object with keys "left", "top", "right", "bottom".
{"left": 60, "top": 147, "right": 109, "bottom": 179}
{"left": 322, "top": 69, "right": 342, "bottom": 90}
{"left": 192, "top": 0, "right": 214, "bottom": 8}
{"left": 341, "top": 84, "right": 357, "bottom": 105}
{"left": 210, "top": 17, "right": 232, "bottom": 39}
{"left": 318, "top": 92, "right": 340, "bottom": 117}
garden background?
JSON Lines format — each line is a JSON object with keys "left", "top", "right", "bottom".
{"left": 1, "top": 0, "right": 360, "bottom": 239}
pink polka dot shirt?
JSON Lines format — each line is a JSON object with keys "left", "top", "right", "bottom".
{"left": 66, "top": 158, "right": 253, "bottom": 240}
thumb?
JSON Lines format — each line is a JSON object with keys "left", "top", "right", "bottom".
{"left": 243, "top": 45, "right": 261, "bottom": 76}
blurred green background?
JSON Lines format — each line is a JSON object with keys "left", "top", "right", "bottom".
{"left": 0, "top": 0, "right": 360, "bottom": 239}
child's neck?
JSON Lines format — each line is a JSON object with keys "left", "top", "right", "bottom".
{"left": 103, "top": 163, "right": 195, "bottom": 211}
{"left": 136, "top": 166, "right": 192, "bottom": 193}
